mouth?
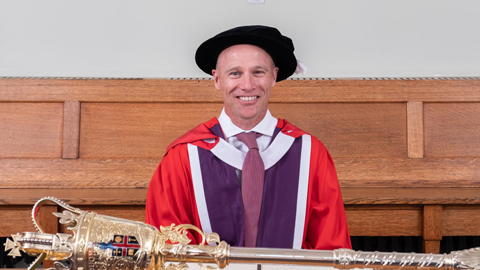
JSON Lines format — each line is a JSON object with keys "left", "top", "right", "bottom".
{"left": 238, "top": 96, "right": 259, "bottom": 102}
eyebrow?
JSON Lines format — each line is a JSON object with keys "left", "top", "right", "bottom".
{"left": 224, "top": 67, "right": 240, "bottom": 74}
{"left": 224, "top": 65, "right": 270, "bottom": 73}
{"left": 252, "top": 65, "right": 270, "bottom": 71}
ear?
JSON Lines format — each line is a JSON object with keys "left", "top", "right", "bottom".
{"left": 212, "top": 69, "right": 221, "bottom": 90}
{"left": 271, "top": 67, "right": 279, "bottom": 87}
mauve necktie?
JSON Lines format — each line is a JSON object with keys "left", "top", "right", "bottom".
{"left": 236, "top": 132, "right": 264, "bottom": 247}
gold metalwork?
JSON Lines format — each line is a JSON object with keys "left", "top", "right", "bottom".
{"left": 4, "top": 197, "right": 480, "bottom": 270}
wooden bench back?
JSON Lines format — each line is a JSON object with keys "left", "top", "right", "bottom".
{"left": 1, "top": 78, "right": 480, "bottom": 253}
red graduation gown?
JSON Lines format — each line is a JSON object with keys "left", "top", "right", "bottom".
{"left": 146, "top": 118, "right": 351, "bottom": 250}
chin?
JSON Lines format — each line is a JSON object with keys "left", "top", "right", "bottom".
{"left": 239, "top": 110, "right": 260, "bottom": 120}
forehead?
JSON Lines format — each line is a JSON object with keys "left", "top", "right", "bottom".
{"left": 216, "top": 44, "right": 274, "bottom": 67}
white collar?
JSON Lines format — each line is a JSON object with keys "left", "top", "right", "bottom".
{"left": 217, "top": 108, "right": 278, "bottom": 139}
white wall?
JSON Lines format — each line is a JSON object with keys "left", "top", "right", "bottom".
{"left": 0, "top": 0, "right": 479, "bottom": 78}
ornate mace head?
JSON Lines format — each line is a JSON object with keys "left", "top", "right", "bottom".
{"left": 4, "top": 197, "right": 224, "bottom": 270}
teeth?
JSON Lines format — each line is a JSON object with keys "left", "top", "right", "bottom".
{"left": 239, "top": 96, "right": 258, "bottom": 101}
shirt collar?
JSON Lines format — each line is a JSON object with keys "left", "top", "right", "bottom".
{"left": 218, "top": 108, "right": 278, "bottom": 139}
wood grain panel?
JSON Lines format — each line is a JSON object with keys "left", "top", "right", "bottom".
{"left": 0, "top": 103, "right": 63, "bottom": 158}
{"left": 1, "top": 187, "right": 479, "bottom": 206}
{"left": 443, "top": 206, "right": 480, "bottom": 236}
{"left": 273, "top": 79, "right": 480, "bottom": 103}
{"left": 0, "top": 159, "right": 157, "bottom": 188}
{"left": 270, "top": 103, "right": 407, "bottom": 158}
{"left": 2, "top": 79, "right": 480, "bottom": 102}
{"left": 407, "top": 101, "right": 424, "bottom": 158}
{"left": 425, "top": 103, "right": 480, "bottom": 157}
{"left": 0, "top": 188, "right": 148, "bottom": 205}
{"left": 0, "top": 206, "right": 39, "bottom": 236}
{"left": 0, "top": 79, "right": 222, "bottom": 102}
{"left": 341, "top": 187, "right": 480, "bottom": 205}
{"left": 423, "top": 205, "right": 443, "bottom": 240}
{"left": 2, "top": 158, "right": 480, "bottom": 188}
{"left": 35, "top": 205, "right": 59, "bottom": 234}
{"left": 346, "top": 206, "right": 422, "bottom": 236}
{"left": 80, "top": 103, "right": 223, "bottom": 158}
{"left": 336, "top": 158, "right": 480, "bottom": 186}
{"left": 422, "top": 205, "right": 443, "bottom": 254}
{"left": 424, "top": 241, "right": 440, "bottom": 254}
{"left": 62, "top": 101, "right": 81, "bottom": 159}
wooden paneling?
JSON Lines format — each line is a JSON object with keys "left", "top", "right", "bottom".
{"left": 336, "top": 158, "right": 480, "bottom": 187}
{"left": 1, "top": 78, "right": 480, "bottom": 254}
{"left": 2, "top": 79, "right": 480, "bottom": 102}
{"left": 425, "top": 103, "right": 480, "bottom": 158}
{"left": 0, "top": 159, "right": 156, "bottom": 188}
{"left": 0, "top": 103, "right": 63, "bottom": 158}
{"left": 272, "top": 79, "right": 480, "bottom": 103}
{"left": 424, "top": 241, "right": 440, "bottom": 254}
{"left": 270, "top": 103, "right": 407, "bottom": 158}
{"left": 63, "top": 101, "right": 81, "bottom": 159}
{"left": 346, "top": 206, "right": 422, "bottom": 236}
{"left": 443, "top": 206, "right": 480, "bottom": 236}
{"left": 35, "top": 205, "right": 59, "bottom": 234}
{"left": 0, "top": 206, "right": 38, "bottom": 236}
{"left": 407, "top": 101, "right": 424, "bottom": 158}
{"left": 423, "top": 205, "right": 443, "bottom": 253}
{"left": 423, "top": 206, "right": 443, "bottom": 240}
{"left": 1, "top": 187, "right": 479, "bottom": 206}
{"left": 2, "top": 158, "right": 480, "bottom": 188}
{"left": 341, "top": 187, "right": 480, "bottom": 205}
{"left": 80, "top": 103, "right": 223, "bottom": 158}
{"left": 0, "top": 188, "right": 148, "bottom": 205}
{"left": 0, "top": 79, "right": 222, "bottom": 102}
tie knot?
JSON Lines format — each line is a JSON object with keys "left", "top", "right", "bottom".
{"left": 236, "top": 132, "right": 259, "bottom": 150}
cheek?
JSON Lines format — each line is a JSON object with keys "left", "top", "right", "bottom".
{"left": 224, "top": 82, "right": 238, "bottom": 95}
{"left": 222, "top": 88, "right": 236, "bottom": 105}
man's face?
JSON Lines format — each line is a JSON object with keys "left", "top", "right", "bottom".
{"left": 212, "top": 44, "right": 278, "bottom": 130}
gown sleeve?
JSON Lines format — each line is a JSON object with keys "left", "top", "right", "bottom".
{"left": 145, "top": 144, "right": 203, "bottom": 244}
{"left": 302, "top": 137, "right": 352, "bottom": 250}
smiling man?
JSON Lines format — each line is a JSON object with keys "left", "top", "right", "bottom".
{"left": 146, "top": 25, "right": 351, "bottom": 250}
{"left": 212, "top": 44, "right": 277, "bottom": 130}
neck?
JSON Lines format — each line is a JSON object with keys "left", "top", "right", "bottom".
{"left": 232, "top": 118, "right": 261, "bottom": 131}
{"left": 226, "top": 111, "right": 267, "bottom": 131}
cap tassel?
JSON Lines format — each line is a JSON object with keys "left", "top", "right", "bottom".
{"left": 294, "top": 60, "right": 307, "bottom": 75}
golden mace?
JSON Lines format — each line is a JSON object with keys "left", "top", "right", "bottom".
{"left": 4, "top": 197, "right": 480, "bottom": 270}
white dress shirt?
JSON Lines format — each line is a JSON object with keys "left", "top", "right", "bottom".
{"left": 217, "top": 108, "right": 278, "bottom": 181}
{"left": 217, "top": 108, "right": 278, "bottom": 153}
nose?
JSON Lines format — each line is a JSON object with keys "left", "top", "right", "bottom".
{"left": 240, "top": 73, "right": 255, "bottom": 91}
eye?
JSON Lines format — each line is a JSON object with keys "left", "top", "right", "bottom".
{"left": 254, "top": 70, "right": 265, "bottom": 76}
{"left": 229, "top": 71, "right": 240, "bottom": 77}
